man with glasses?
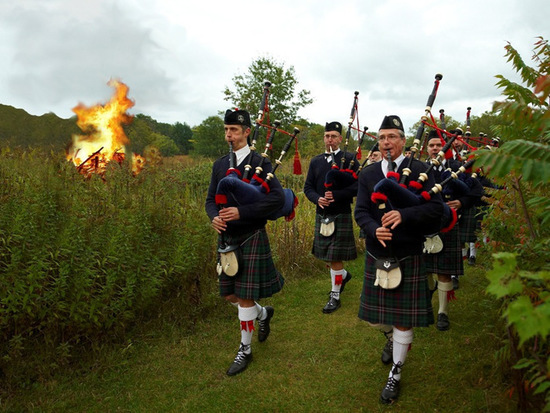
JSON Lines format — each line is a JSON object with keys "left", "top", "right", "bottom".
{"left": 304, "top": 121, "right": 358, "bottom": 314}
{"left": 355, "top": 115, "right": 444, "bottom": 404}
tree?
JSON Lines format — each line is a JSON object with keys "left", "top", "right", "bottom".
{"left": 191, "top": 115, "right": 226, "bottom": 158}
{"left": 171, "top": 122, "right": 193, "bottom": 154}
{"left": 223, "top": 57, "right": 313, "bottom": 128}
{"left": 476, "top": 37, "right": 550, "bottom": 412}
{"left": 150, "top": 132, "right": 180, "bottom": 157}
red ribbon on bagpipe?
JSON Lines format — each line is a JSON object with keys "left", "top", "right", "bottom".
{"left": 369, "top": 73, "right": 471, "bottom": 234}
{"left": 323, "top": 92, "right": 363, "bottom": 192}
{"left": 215, "top": 81, "right": 300, "bottom": 222}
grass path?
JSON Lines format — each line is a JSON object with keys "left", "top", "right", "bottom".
{"left": 4, "top": 254, "right": 516, "bottom": 412}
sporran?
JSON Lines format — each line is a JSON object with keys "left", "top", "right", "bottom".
{"left": 423, "top": 234, "right": 444, "bottom": 254}
{"left": 320, "top": 215, "right": 336, "bottom": 237}
{"left": 374, "top": 257, "right": 402, "bottom": 289}
{"left": 217, "top": 244, "right": 241, "bottom": 277}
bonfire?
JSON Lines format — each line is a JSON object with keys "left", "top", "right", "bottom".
{"left": 66, "top": 79, "right": 145, "bottom": 177}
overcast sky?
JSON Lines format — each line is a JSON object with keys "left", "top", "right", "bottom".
{"left": 1, "top": 0, "right": 548, "bottom": 135}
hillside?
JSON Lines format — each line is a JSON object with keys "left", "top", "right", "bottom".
{"left": 0, "top": 104, "right": 80, "bottom": 151}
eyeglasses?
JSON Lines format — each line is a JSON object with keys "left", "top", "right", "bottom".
{"left": 378, "top": 134, "right": 402, "bottom": 141}
{"left": 324, "top": 134, "right": 340, "bottom": 139}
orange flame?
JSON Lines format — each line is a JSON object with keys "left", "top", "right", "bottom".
{"left": 67, "top": 79, "right": 145, "bottom": 176}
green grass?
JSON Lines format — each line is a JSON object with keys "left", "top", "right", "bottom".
{"left": 1, "top": 251, "right": 516, "bottom": 412}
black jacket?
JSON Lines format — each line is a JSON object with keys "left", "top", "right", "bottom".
{"left": 355, "top": 159, "right": 444, "bottom": 258}
{"left": 304, "top": 151, "right": 358, "bottom": 215}
{"left": 205, "top": 151, "right": 284, "bottom": 236}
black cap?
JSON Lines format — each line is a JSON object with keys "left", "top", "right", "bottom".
{"left": 325, "top": 121, "right": 342, "bottom": 135}
{"left": 224, "top": 109, "right": 251, "bottom": 127}
{"left": 379, "top": 115, "right": 404, "bottom": 132}
{"left": 405, "top": 146, "right": 412, "bottom": 151}
{"left": 371, "top": 142, "right": 380, "bottom": 152}
{"left": 427, "top": 129, "right": 440, "bottom": 141}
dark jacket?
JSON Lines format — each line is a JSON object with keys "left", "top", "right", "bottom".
{"left": 304, "top": 151, "right": 358, "bottom": 215}
{"left": 354, "top": 159, "right": 444, "bottom": 259}
{"left": 205, "top": 151, "right": 285, "bottom": 236}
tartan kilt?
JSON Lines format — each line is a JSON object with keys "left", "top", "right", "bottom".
{"left": 425, "top": 224, "right": 463, "bottom": 276}
{"left": 218, "top": 229, "right": 284, "bottom": 300}
{"left": 358, "top": 254, "right": 434, "bottom": 328}
{"left": 312, "top": 213, "right": 357, "bottom": 262}
{"left": 459, "top": 207, "right": 478, "bottom": 243}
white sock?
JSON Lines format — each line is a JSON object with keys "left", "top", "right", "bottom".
{"left": 391, "top": 328, "right": 413, "bottom": 380}
{"left": 238, "top": 305, "right": 259, "bottom": 352}
{"left": 331, "top": 269, "right": 346, "bottom": 299}
{"left": 438, "top": 281, "right": 454, "bottom": 314}
{"left": 462, "top": 247, "right": 468, "bottom": 257}
{"left": 469, "top": 242, "right": 477, "bottom": 257}
{"left": 379, "top": 324, "right": 393, "bottom": 340}
{"left": 230, "top": 301, "right": 239, "bottom": 308}
{"left": 255, "top": 302, "right": 267, "bottom": 321}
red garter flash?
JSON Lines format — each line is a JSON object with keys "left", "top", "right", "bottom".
{"left": 240, "top": 320, "right": 255, "bottom": 332}
{"left": 447, "top": 290, "right": 457, "bottom": 302}
{"left": 335, "top": 274, "right": 343, "bottom": 286}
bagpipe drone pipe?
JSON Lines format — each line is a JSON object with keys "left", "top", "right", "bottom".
{"left": 368, "top": 73, "right": 470, "bottom": 235}
{"left": 214, "top": 81, "right": 300, "bottom": 222}
{"left": 323, "top": 91, "right": 364, "bottom": 193}
{"left": 370, "top": 148, "right": 474, "bottom": 235}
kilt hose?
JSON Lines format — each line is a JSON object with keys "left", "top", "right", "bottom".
{"left": 218, "top": 228, "right": 284, "bottom": 300}
{"left": 358, "top": 254, "right": 434, "bottom": 328}
{"left": 425, "top": 224, "right": 464, "bottom": 276}
{"left": 313, "top": 213, "right": 357, "bottom": 262}
{"left": 459, "top": 207, "right": 478, "bottom": 243}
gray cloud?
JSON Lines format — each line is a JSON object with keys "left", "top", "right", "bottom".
{"left": 0, "top": 0, "right": 548, "bottom": 133}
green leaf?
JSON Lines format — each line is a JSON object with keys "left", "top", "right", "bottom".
{"left": 485, "top": 253, "right": 523, "bottom": 298}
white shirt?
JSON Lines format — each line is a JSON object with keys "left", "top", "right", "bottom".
{"left": 234, "top": 145, "right": 251, "bottom": 166}
{"left": 381, "top": 154, "right": 405, "bottom": 176}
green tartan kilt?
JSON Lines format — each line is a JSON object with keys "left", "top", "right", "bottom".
{"left": 358, "top": 254, "right": 434, "bottom": 328}
{"left": 425, "top": 224, "right": 463, "bottom": 276}
{"left": 313, "top": 213, "right": 357, "bottom": 262}
{"left": 459, "top": 207, "right": 478, "bottom": 243}
{"left": 218, "top": 229, "right": 284, "bottom": 300}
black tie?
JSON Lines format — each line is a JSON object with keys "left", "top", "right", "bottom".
{"left": 391, "top": 162, "right": 397, "bottom": 171}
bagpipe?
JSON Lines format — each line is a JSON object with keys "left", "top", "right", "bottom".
{"left": 319, "top": 92, "right": 367, "bottom": 236}
{"left": 323, "top": 91, "right": 369, "bottom": 192}
{"left": 369, "top": 74, "right": 474, "bottom": 235}
{"left": 442, "top": 106, "right": 501, "bottom": 160}
{"left": 214, "top": 81, "right": 300, "bottom": 222}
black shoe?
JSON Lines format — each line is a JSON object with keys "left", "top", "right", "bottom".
{"left": 452, "top": 276, "right": 459, "bottom": 290}
{"left": 322, "top": 293, "right": 341, "bottom": 314}
{"left": 226, "top": 344, "right": 252, "bottom": 376}
{"left": 257, "top": 306, "right": 274, "bottom": 343}
{"left": 380, "top": 376, "right": 400, "bottom": 404}
{"left": 437, "top": 313, "right": 450, "bottom": 331}
{"left": 468, "top": 256, "right": 476, "bottom": 266}
{"left": 340, "top": 272, "right": 352, "bottom": 294}
{"left": 381, "top": 338, "right": 393, "bottom": 365}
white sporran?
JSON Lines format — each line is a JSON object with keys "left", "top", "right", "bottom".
{"left": 423, "top": 234, "right": 444, "bottom": 254}
{"left": 374, "top": 258, "right": 402, "bottom": 289}
{"left": 320, "top": 215, "right": 336, "bottom": 237}
{"left": 217, "top": 244, "right": 240, "bottom": 277}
